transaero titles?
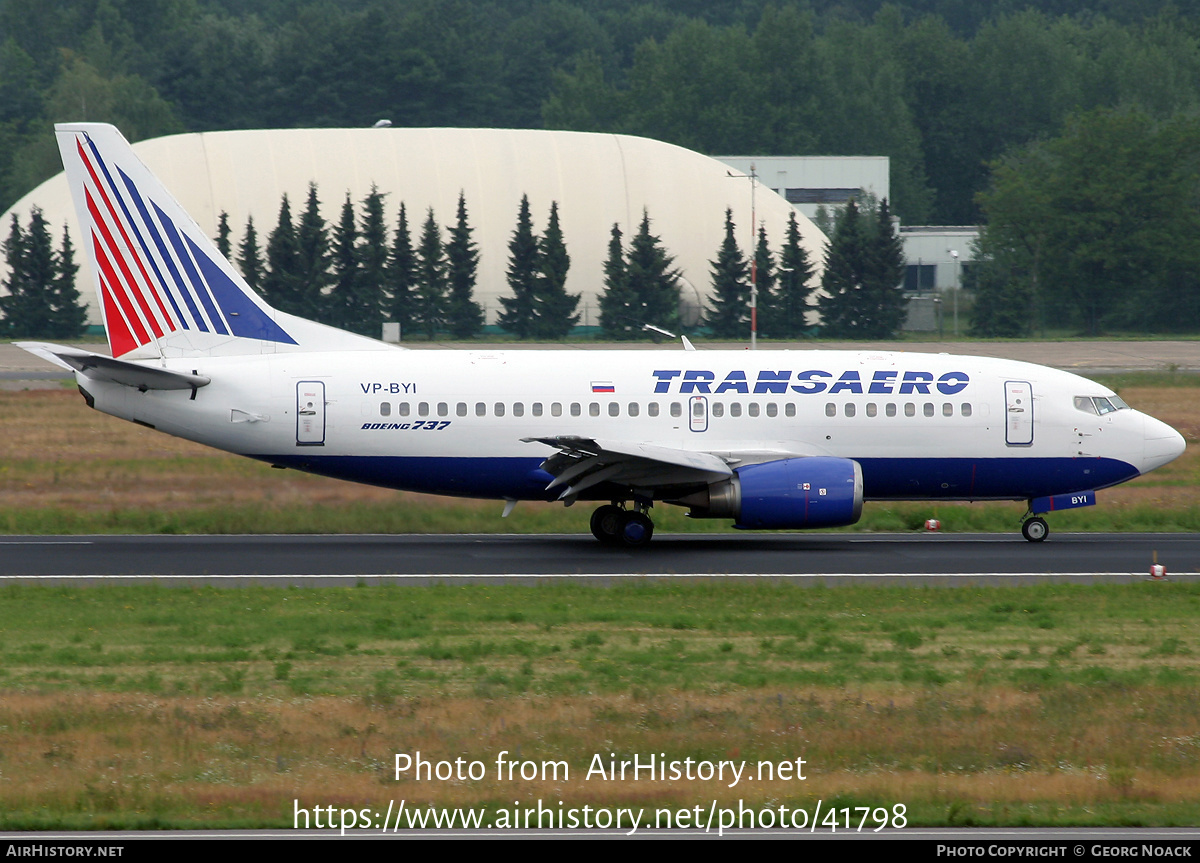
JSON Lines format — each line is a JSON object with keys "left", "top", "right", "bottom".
{"left": 651, "top": 369, "right": 971, "bottom": 396}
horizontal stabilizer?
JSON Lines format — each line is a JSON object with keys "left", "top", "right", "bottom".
{"left": 15, "top": 342, "right": 210, "bottom": 391}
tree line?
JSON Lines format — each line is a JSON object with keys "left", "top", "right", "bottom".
{"left": 6, "top": 0, "right": 1200, "bottom": 229}
{"left": 0, "top": 189, "right": 912, "bottom": 342}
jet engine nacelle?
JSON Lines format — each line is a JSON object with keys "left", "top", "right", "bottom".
{"left": 681, "top": 456, "right": 864, "bottom": 530}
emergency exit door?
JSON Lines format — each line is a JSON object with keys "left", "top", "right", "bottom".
{"left": 296, "top": 381, "right": 326, "bottom": 446}
{"left": 1005, "top": 380, "right": 1033, "bottom": 446}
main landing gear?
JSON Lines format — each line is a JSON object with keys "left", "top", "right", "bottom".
{"left": 1021, "top": 515, "right": 1049, "bottom": 542}
{"left": 590, "top": 503, "right": 655, "bottom": 548}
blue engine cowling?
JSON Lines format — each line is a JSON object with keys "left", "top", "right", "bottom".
{"left": 734, "top": 457, "right": 864, "bottom": 529}
{"left": 675, "top": 456, "right": 864, "bottom": 530}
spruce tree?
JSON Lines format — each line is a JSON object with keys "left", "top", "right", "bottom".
{"left": 215, "top": 211, "right": 232, "bottom": 259}
{"left": 48, "top": 224, "right": 86, "bottom": 339}
{"left": 0, "top": 209, "right": 85, "bottom": 339}
{"left": 705, "top": 208, "right": 749, "bottom": 338}
{"left": 767, "top": 210, "right": 815, "bottom": 339}
{"left": 752, "top": 224, "right": 776, "bottom": 338}
{"left": 238, "top": 215, "right": 265, "bottom": 293}
{"left": 816, "top": 200, "right": 866, "bottom": 338}
{"left": 862, "top": 198, "right": 908, "bottom": 338}
{"left": 296, "top": 183, "right": 331, "bottom": 322}
{"left": 626, "top": 210, "right": 681, "bottom": 334}
{"left": 261, "top": 194, "right": 303, "bottom": 315}
{"left": 497, "top": 195, "right": 540, "bottom": 339}
{"left": 817, "top": 198, "right": 907, "bottom": 339}
{"left": 532, "top": 201, "right": 578, "bottom": 339}
{"left": 444, "top": 191, "right": 484, "bottom": 339}
{"left": 386, "top": 203, "right": 416, "bottom": 332}
{"left": 412, "top": 208, "right": 447, "bottom": 339}
{"left": 357, "top": 185, "right": 388, "bottom": 338}
{"left": 598, "top": 222, "right": 639, "bottom": 339}
{"left": 329, "top": 193, "right": 360, "bottom": 333}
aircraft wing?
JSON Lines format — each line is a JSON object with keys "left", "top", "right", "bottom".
{"left": 522, "top": 435, "right": 734, "bottom": 503}
{"left": 15, "top": 342, "right": 211, "bottom": 392}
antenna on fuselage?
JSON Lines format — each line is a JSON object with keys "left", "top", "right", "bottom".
{"left": 642, "top": 324, "right": 695, "bottom": 350}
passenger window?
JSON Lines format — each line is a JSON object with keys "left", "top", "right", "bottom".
{"left": 457, "top": 403, "right": 467, "bottom": 417}
{"left": 648, "top": 403, "right": 660, "bottom": 417}
{"left": 866, "top": 403, "right": 877, "bottom": 417}
{"left": 730, "top": 403, "right": 742, "bottom": 417}
{"left": 513, "top": 403, "right": 524, "bottom": 417}
{"left": 380, "top": 402, "right": 391, "bottom": 417}
{"left": 766, "top": 403, "right": 777, "bottom": 417}
{"left": 552, "top": 403, "right": 562, "bottom": 417}
{"left": 475, "top": 403, "right": 486, "bottom": 417}
{"left": 748, "top": 403, "right": 760, "bottom": 417}
{"left": 608, "top": 402, "right": 619, "bottom": 417}
{"left": 905, "top": 403, "right": 915, "bottom": 417}
{"left": 589, "top": 403, "right": 600, "bottom": 417}
{"left": 961, "top": 403, "right": 972, "bottom": 417}
{"left": 532, "top": 403, "right": 543, "bottom": 417}
{"left": 399, "top": 403, "right": 410, "bottom": 417}
{"left": 494, "top": 402, "right": 505, "bottom": 417}
{"left": 923, "top": 403, "right": 934, "bottom": 417}
{"left": 885, "top": 403, "right": 897, "bottom": 417}
{"left": 942, "top": 403, "right": 953, "bottom": 417}
{"left": 844, "top": 403, "right": 856, "bottom": 418}
{"left": 418, "top": 402, "right": 429, "bottom": 417}
{"left": 825, "top": 403, "right": 836, "bottom": 417}
{"left": 692, "top": 400, "right": 704, "bottom": 417}
{"left": 712, "top": 402, "right": 725, "bottom": 417}
{"left": 785, "top": 404, "right": 796, "bottom": 417}
{"left": 670, "top": 403, "right": 682, "bottom": 418}
{"left": 571, "top": 403, "right": 581, "bottom": 417}
{"left": 437, "top": 402, "right": 448, "bottom": 417}
{"left": 628, "top": 403, "right": 639, "bottom": 417}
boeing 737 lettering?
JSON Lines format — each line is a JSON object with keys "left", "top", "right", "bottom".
{"left": 16, "top": 123, "right": 1187, "bottom": 547}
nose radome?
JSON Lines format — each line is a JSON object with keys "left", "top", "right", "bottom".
{"left": 1143, "top": 414, "right": 1186, "bottom": 473}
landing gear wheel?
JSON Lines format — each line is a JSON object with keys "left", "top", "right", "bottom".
{"left": 1021, "top": 517, "right": 1049, "bottom": 542}
{"left": 617, "top": 511, "right": 655, "bottom": 548}
{"left": 590, "top": 504, "right": 624, "bottom": 544}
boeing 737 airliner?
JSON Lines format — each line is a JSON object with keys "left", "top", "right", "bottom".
{"left": 16, "top": 123, "right": 1187, "bottom": 546}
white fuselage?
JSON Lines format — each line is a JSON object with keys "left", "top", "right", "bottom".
{"left": 77, "top": 348, "right": 1184, "bottom": 505}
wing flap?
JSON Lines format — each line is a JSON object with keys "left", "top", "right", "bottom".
{"left": 522, "top": 435, "right": 733, "bottom": 502}
{"left": 15, "top": 342, "right": 210, "bottom": 391}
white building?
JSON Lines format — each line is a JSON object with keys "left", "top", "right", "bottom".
{"left": 1, "top": 127, "right": 827, "bottom": 331}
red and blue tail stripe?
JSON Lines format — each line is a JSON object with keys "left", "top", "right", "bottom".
{"left": 73, "top": 130, "right": 295, "bottom": 356}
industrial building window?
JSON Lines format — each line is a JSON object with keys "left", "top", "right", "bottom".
{"left": 905, "top": 264, "right": 937, "bottom": 292}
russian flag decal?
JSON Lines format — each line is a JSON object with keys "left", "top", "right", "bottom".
{"left": 591, "top": 381, "right": 615, "bottom": 393}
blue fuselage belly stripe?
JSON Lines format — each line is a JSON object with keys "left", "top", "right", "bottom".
{"left": 251, "top": 455, "right": 1139, "bottom": 502}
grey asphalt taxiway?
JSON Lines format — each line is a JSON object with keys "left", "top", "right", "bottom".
{"left": 1, "top": 532, "right": 1195, "bottom": 585}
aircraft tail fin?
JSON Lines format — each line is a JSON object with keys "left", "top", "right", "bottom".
{"left": 54, "top": 123, "right": 387, "bottom": 358}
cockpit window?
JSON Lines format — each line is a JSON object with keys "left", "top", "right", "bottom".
{"left": 1076, "top": 395, "right": 1130, "bottom": 415}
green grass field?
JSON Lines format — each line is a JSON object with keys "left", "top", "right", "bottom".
{"left": 2, "top": 580, "right": 1200, "bottom": 828}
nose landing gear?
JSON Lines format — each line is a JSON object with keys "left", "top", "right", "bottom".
{"left": 1021, "top": 515, "right": 1049, "bottom": 542}
{"left": 590, "top": 502, "right": 655, "bottom": 547}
